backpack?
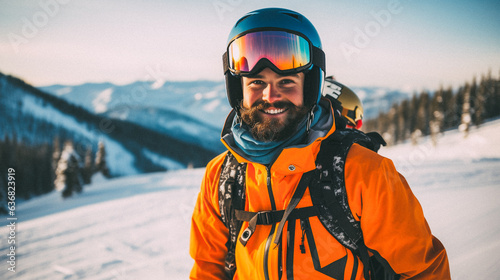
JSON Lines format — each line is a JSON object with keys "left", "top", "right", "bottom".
{"left": 218, "top": 121, "right": 399, "bottom": 280}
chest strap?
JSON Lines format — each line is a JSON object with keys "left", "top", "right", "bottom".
{"left": 236, "top": 170, "right": 315, "bottom": 246}
{"left": 235, "top": 206, "right": 319, "bottom": 225}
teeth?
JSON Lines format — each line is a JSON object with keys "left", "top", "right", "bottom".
{"left": 265, "top": 108, "right": 285, "bottom": 115}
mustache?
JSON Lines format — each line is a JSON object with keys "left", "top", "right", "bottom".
{"left": 248, "top": 100, "right": 296, "bottom": 110}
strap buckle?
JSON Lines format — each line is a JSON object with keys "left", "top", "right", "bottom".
{"left": 240, "top": 210, "right": 275, "bottom": 246}
{"left": 257, "top": 211, "right": 275, "bottom": 225}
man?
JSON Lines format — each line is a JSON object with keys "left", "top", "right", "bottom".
{"left": 190, "top": 8, "right": 450, "bottom": 280}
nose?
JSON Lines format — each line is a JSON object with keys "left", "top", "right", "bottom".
{"left": 262, "top": 84, "right": 281, "bottom": 104}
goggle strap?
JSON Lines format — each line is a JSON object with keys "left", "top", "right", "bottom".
{"left": 222, "top": 52, "right": 229, "bottom": 74}
{"left": 312, "top": 46, "right": 325, "bottom": 73}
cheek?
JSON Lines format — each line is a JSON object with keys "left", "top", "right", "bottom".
{"left": 242, "top": 90, "right": 260, "bottom": 108}
{"left": 242, "top": 95, "right": 252, "bottom": 108}
{"left": 289, "top": 88, "right": 304, "bottom": 107}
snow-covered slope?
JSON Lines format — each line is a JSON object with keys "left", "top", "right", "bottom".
{"left": 379, "top": 118, "right": 500, "bottom": 278}
{"left": 105, "top": 106, "right": 222, "bottom": 151}
{"left": 1, "top": 120, "right": 499, "bottom": 280}
{"left": 40, "top": 80, "right": 228, "bottom": 164}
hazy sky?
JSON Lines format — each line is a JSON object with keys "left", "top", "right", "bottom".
{"left": 1, "top": 0, "right": 499, "bottom": 91}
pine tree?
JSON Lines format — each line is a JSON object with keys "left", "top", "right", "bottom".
{"left": 484, "top": 70, "right": 499, "bottom": 120}
{"left": 52, "top": 137, "right": 61, "bottom": 180}
{"left": 0, "top": 140, "right": 8, "bottom": 215}
{"left": 41, "top": 143, "right": 55, "bottom": 195}
{"left": 412, "top": 91, "right": 430, "bottom": 144}
{"left": 430, "top": 87, "right": 444, "bottom": 146}
{"left": 376, "top": 112, "right": 388, "bottom": 143}
{"left": 493, "top": 70, "right": 500, "bottom": 119}
{"left": 459, "top": 83, "right": 472, "bottom": 138}
{"left": 469, "top": 77, "right": 478, "bottom": 124}
{"left": 54, "top": 141, "right": 83, "bottom": 198}
{"left": 385, "top": 106, "right": 397, "bottom": 146}
{"left": 408, "top": 94, "right": 419, "bottom": 139}
{"left": 0, "top": 179, "right": 6, "bottom": 214}
{"left": 95, "top": 141, "right": 111, "bottom": 178}
{"left": 495, "top": 70, "right": 500, "bottom": 118}
{"left": 401, "top": 99, "right": 411, "bottom": 141}
{"left": 82, "top": 145, "right": 93, "bottom": 185}
{"left": 416, "top": 91, "right": 430, "bottom": 136}
{"left": 395, "top": 101, "right": 407, "bottom": 144}
{"left": 441, "top": 86, "right": 455, "bottom": 130}
{"left": 474, "top": 76, "right": 486, "bottom": 127}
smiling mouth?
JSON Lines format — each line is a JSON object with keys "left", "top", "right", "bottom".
{"left": 262, "top": 108, "right": 288, "bottom": 115}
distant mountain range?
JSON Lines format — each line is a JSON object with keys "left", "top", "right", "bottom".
{"left": 40, "top": 80, "right": 231, "bottom": 128}
{"left": 0, "top": 73, "right": 224, "bottom": 176}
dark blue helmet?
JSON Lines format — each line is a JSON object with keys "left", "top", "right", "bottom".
{"left": 223, "top": 8, "right": 326, "bottom": 109}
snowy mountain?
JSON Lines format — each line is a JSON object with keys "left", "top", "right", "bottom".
{"left": 0, "top": 73, "right": 223, "bottom": 176}
{"left": 40, "top": 80, "right": 231, "bottom": 128}
{"left": 1, "top": 118, "right": 499, "bottom": 280}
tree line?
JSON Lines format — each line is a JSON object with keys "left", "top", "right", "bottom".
{"left": 363, "top": 70, "right": 500, "bottom": 145}
{"left": 0, "top": 136, "right": 111, "bottom": 214}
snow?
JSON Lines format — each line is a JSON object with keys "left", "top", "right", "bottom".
{"left": 1, "top": 170, "right": 202, "bottom": 279}
{"left": 378, "top": 118, "right": 500, "bottom": 279}
{"left": 92, "top": 88, "right": 113, "bottom": 114}
{"left": 203, "top": 99, "right": 222, "bottom": 112}
{"left": 1, "top": 120, "right": 500, "bottom": 279}
{"left": 142, "top": 148, "right": 186, "bottom": 170}
{"left": 54, "top": 87, "right": 72, "bottom": 96}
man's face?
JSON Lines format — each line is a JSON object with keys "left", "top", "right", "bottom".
{"left": 240, "top": 68, "right": 309, "bottom": 142}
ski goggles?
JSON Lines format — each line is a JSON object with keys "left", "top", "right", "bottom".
{"left": 223, "top": 30, "right": 324, "bottom": 76}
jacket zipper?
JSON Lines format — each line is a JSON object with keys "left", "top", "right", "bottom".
{"left": 264, "top": 166, "right": 277, "bottom": 280}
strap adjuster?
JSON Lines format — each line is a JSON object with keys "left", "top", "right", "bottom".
{"left": 239, "top": 211, "right": 277, "bottom": 246}
{"left": 256, "top": 211, "right": 275, "bottom": 225}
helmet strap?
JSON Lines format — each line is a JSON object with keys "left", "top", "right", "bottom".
{"left": 306, "top": 104, "right": 316, "bottom": 134}
{"left": 235, "top": 109, "right": 243, "bottom": 126}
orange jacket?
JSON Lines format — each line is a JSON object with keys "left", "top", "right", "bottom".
{"left": 190, "top": 104, "right": 450, "bottom": 280}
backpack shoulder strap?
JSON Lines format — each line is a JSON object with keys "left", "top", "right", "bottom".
{"left": 311, "top": 128, "right": 398, "bottom": 280}
{"left": 218, "top": 152, "right": 246, "bottom": 279}
{"left": 311, "top": 129, "right": 370, "bottom": 278}
{"left": 310, "top": 129, "right": 368, "bottom": 251}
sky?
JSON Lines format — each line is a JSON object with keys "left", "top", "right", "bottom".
{"left": 0, "top": 0, "right": 499, "bottom": 91}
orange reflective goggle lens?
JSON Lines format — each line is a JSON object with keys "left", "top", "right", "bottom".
{"left": 227, "top": 30, "right": 312, "bottom": 75}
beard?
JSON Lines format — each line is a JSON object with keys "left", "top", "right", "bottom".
{"left": 239, "top": 100, "right": 310, "bottom": 142}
